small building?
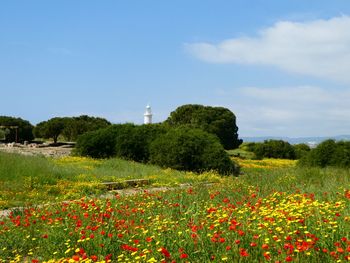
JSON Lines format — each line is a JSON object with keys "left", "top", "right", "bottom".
{"left": 144, "top": 105, "right": 152, "bottom": 124}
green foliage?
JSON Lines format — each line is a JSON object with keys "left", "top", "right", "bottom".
{"left": 299, "top": 139, "right": 350, "bottom": 168}
{"left": 34, "top": 117, "right": 67, "bottom": 143}
{"left": 252, "top": 140, "right": 296, "bottom": 160}
{"left": 226, "top": 148, "right": 256, "bottom": 159}
{"left": 75, "top": 123, "right": 169, "bottom": 162}
{"left": 61, "top": 115, "right": 111, "bottom": 141}
{"left": 239, "top": 142, "right": 257, "bottom": 152}
{"left": 166, "top": 104, "right": 242, "bottom": 149}
{"left": 0, "top": 116, "right": 34, "bottom": 142}
{"left": 149, "top": 127, "right": 239, "bottom": 175}
{"left": 294, "top": 143, "right": 311, "bottom": 159}
{"left": 74, "top": 125, "right": 120, "bottom": 158}
{"left": 114, "top": 123, "right": 168, "bottom": 162}
{"left": 34, "top": 115, "right": 111, "bottom": 143}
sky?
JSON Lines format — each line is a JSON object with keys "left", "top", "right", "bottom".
{"left": 1, "top": 1, "right": 350, "bottom": 137}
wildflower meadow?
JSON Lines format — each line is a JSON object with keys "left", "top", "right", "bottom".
{"left": 1, "top": 153, "right": 350, "bottom": 262}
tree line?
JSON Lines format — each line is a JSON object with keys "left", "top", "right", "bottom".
{"left": 0, "top": 115, "right": 111, "bottom": 144}
{"left": 1, "top": 105, "right": 242, "bottom": 175}
{"left": 2, "top": 105, "right": 348, "bottom": 171}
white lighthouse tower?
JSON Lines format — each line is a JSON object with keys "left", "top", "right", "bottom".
{"left": 144, "top": 104, "right": 152, "bottom": 124}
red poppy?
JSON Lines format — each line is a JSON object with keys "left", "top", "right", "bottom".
{"left": 72, "top": 255, "right": 80, "bottom": 261}
{"left": 161, "top": 247, "right": 171, "bottom": 258}
{"left": 263, "top": 252, "right": 271, "bottom": 260}
{"left": 239, "top": 248, "right": 249, "bottom": 257}
{"left": 285, "top": 256, "right": 293, "bottom": 262}
{"left": 180, "top": 253, "right": 188, "bottom": 259}
{"left": 337, "top": 247, "right": 344, "bottom": 253}
{"left": 262, "top": 244, "right": 269, "bottom": 250}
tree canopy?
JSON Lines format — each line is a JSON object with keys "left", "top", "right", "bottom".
{"left": 250, "top": 140, "right": 296, "bottom": 160}
{"left": 0, "top": 116, "right": 34, "bottom": 142}
{"left": 165, "top": 104, "right": 242, "bottom": 149}
{"left": 61, "top": 115, "right": 111, "bottom": 141}
{"left": 149, "top": 127, "right": 239, "bottom": 175}
{"left": 299, "top": 139, "right": 350, "bottom": 168}
{"left": 34, "top": 117, "right": 66, "bottom": 144}
{"left": 34, "top": 115, "right": 111, "bottom": 143}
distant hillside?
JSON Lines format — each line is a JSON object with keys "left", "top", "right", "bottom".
{"left": 241, "top": 135, "right": 350, "bottom": 146}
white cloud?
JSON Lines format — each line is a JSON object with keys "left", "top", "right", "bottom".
{"left": 186, "top": 16, "right": 350, "bottom": 83}
{"left": 220, "top": 86, "right": 350, "bottom": 137}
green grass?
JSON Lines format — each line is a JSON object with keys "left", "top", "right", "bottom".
{"left": 0, "top": 152, "right": 223, "bottom": 209}
{"left": 226, "top": 148, "right": 256, "bottom": 159}
{"left": 1, "top": 151, "right": 349, "bottom": 210}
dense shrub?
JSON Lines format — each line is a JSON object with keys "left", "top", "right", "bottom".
{"left": 74, "top": 126, "right": 119, "bottom": 158}
{"left": 114, "top": 124, "right": 168, "bottom": 162}
{"left": 252, "top": 140, "right": 296, "bottom": 160}
{"left": 149, "top": 127, "right": 239, "bottom": 175}
{"left": 166, "top": 104, "right": 242, "bottom": 149}
{"left": 294, "top": 143, "right": 311, "bottom": 159}
{"left": 299, "top": 139, "right": 350, "bottom": 168}
{"left": 0, "top": 116, "right": 34, "bottom": 142}
{"left": 75, "top": 123, "right": 168, "bottom": 161}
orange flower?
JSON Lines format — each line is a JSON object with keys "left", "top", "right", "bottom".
{"left": 262, "top": 244, "right": 269, "bottom": 250}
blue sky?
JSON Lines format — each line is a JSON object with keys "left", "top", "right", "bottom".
{"left": 1, "top": 1, "right": 350, "bottom": 137}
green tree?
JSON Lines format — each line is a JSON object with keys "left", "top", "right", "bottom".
{"left": 0, "top": 116, "right": 34, "bottom": 142}
{"left": 299, "top": 139, "right": 350, "bottom": 168}
{"left": 294, "top": 143, "right": 311, "bottom": 159}
{"left": 165, "top": 104, "right": 242, "bottom": 149}
{"left": 34, "top": 117, "right": 67, "bottom": 143}
{"left": 61, "top": 115, "right": 111, "bottom": 141}
{"left": 253, "top": 140, "right": 296, "bottom": 160}
{"left": 149, "top": 127, "right": 239, "bottom": 175}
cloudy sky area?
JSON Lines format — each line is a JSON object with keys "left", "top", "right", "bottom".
{"left": 1, "top": 1, "right": 350, "bottom": 137}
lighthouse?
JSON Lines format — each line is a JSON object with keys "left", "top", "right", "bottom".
{"left": 144, "top": 105, "right": 152, "bottom": 124}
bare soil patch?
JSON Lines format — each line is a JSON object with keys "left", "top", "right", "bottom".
{"left": 0, "top": 143, "right": 72, "bottom": 158}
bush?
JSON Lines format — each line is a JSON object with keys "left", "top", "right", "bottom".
{"left": 75, "top": 123, "right": 168, "bottom": 161}
{"left": 149, "top": 127, "right": 239, "bottom": 175}
{"left": 0, "top": 116, "right": 34, "bottom": 142}
{"left": 251, "top": 140, "right": 296, "bottom": 160}
{"left": 166, "top": 104, "right": 242, "bottom": 149}
{"left": 299, "top": 139, "right": 350, "bottom": 168}
{"left": 294, "top": 143, "right": 311, "bottom": 159}
{"left": 114, "top": 124, "right": 168, "bottom": 162}
{"left": 74, "top": 126, "right": 119, "bottom": 158}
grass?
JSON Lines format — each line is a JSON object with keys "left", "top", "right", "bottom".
{"left": 0, "top": 152, "right": 223, "bottom": 209}
{"left": 1, "top": 152, "right": 350, "bottom": 262}
{"left": 226, "top": 148, "right": 256, "bottom": 159}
